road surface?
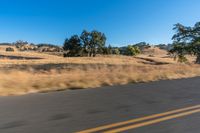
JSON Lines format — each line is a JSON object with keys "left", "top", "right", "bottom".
{"left": 0, "top": 77, "right": 200, "bottom": 133}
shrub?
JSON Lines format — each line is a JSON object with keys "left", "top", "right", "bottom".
{"left": 125, "top": 45, "right": 141, "bottom": 56}
{"left": 5, "top": 47, "right": 14, "bottom": 52}
{"left": 112, "top": 48, "right": 120, "bottom": 55}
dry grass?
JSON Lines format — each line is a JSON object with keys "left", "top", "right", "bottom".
{"left": 142, "top": 47, "right": 168, "bottom": 56}
{"left": 0, "top": 46, "right": 200, "bottom": 96}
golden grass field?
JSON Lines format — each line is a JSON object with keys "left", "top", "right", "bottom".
{"left": 0, "top": 45, "right": 199, "bottom": 96}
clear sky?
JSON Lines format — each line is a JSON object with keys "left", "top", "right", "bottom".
{"left": 0, "top": 0, "right": 200, "bottom": 46}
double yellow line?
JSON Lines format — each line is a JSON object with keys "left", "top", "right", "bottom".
{"left": 77, "top": 104, "right": 200, "bottom": 133}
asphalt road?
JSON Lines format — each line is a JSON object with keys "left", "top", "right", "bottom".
{"left": 0, "top": 77, "right": 200, "bottom": 133}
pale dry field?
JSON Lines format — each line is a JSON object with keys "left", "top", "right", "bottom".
{"left": 0, "top": 45, "right": 199, "bottom": 96}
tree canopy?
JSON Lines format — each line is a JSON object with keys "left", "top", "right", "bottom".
{"left": 63, "top": 35, "right": 82, "bottom": 57}
{"left": 170, "top": 22, "right": 200, "bottom": 63}
{"left": 124, "top": 45, "right": 140, "bottom": 56}
{"left": 63, "top": 30, "right": 106, "bottom": 57}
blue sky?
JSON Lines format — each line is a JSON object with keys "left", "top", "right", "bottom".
{"left": 0, "top": 0, "right": 200, "bottom": 46}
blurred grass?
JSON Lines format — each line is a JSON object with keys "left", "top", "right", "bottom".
{"left": 0, "top": 49, "right": 199, "bottom": 96}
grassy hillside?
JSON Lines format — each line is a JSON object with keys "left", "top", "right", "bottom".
{"left": 0, "top": 45, "right": 199, "bottom": 96}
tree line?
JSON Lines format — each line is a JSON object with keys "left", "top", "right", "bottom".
{"left": 63, "top": 30, "right": 143, "bottom": 57}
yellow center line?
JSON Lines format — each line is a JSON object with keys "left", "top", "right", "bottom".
{"left": 77, "top": 104, "right": 200, "bottom": 133}
{"left": 104, "top": 108, "right": 200, "bottom": 133}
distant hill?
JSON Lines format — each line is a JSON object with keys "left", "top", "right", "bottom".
{"left": 141, "top": 46, "right": 168, "bottom": 56}
{"left": 14, "top": 42, "right": 63, "bottom": 52}
{"left": 0, "top": 43, "right": 13, "bottom": 46}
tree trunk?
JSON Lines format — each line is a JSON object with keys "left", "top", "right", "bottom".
{"left": 196, "top": 54, "right": 200, "bottom": 64}
{"left": 90, "top": 48, "right": 93, "bottom": 57}
{"left": 92, "top": 48, "right": 97, "bottom": 57}
{"left": 89, "top": 51, "right": 92, "bottom": 57}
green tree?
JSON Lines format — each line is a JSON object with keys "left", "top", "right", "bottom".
{"left": 170, "top": 22, "right": 200, "bottom": 63}
{"left": 80, "top": 30, "right": 106, "bottom": 57}
{"left": 112, "top": 48, "right": 120, "bottom": 55}
{"left": 169, "top": 43, "right": 188, "bottom": 63}
{"left": 125, "top": 45, "right": 141, "bottom": 56}
{"left": 90, "top": 30, "right": 106, "bottom": 57}
{"left": 190, "top": 39, "right": 200, "bottom": 63}
{"left": 15, "top": 40, "right": 28, "bottom": 48}
{"left": 63, "top": 35, "right": 82, "bottom": 57}
{"left": 80, "top": 30, "right": 92, "bottom": 56}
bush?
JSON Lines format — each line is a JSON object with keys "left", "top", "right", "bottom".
{"left": 125, "top": 45, "right": 141, "bottom": 56}
{"left": 112, "top": 48, "right": 120, "bottom": 55}
{"left": 5, "top": 47, "right": 14, "bottom": 52}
